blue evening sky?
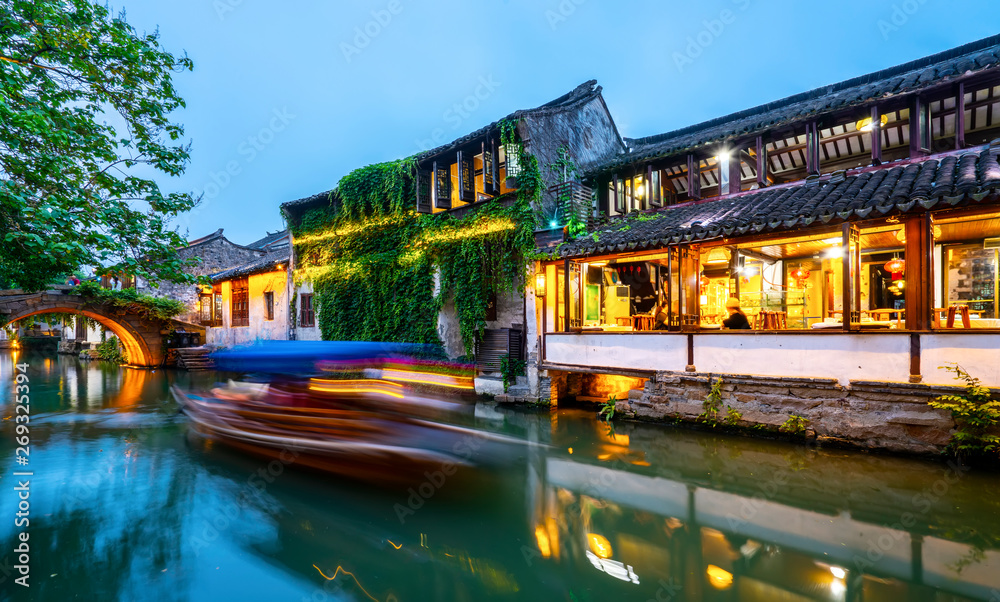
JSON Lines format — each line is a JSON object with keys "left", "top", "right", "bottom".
{"left": 119, "top": 0, "right": 998, "bottom": 245}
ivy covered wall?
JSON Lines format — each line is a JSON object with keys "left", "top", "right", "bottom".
{"left": 290, "top": 125, "right": 542, "bottom": 356}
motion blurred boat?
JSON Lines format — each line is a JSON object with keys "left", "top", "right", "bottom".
{"left": 172, "top": 341, "right": 528, "bottom": 486}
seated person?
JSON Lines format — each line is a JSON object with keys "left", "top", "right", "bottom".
{"left": 722, "top": 298, "right": 751, "bottom": 330}
{"left": 652, "top": 302, "right": 669, "bottom": 330}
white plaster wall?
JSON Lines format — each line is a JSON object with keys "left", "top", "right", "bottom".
{"left": 545, "top": 333, "right": 688, "bottom": 372}
{"left": 695, "top": 333, "right": 912, "bottom": 384}
{"left": 206, "top": 270, "right": 289, "bottom": 347}
{"left": 921, "top": 334, "right": 1000, "bottom": 387}
{"left": 545, "top": 333, "right": 917, "bottom": 384}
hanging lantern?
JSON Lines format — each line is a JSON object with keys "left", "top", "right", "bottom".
{"left": 791, "top": 267, "right": 811, "bottom": 282}
{"left": 884, "top": 257, "right": 905, "bottom": 274}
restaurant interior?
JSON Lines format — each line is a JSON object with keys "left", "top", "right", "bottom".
{"left": 541, "top": 211, "right": 1000, "bottom": 332}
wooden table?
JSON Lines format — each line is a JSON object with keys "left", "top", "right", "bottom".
{"left": 615, "top": 316, "right": 656, "bottom": 331}
{"left": 867, "top": 308, "right": 904, "bottom": 327}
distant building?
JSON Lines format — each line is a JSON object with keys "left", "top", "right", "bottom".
{"left": 137, "top": 228, "right": 288, "bottom": 326}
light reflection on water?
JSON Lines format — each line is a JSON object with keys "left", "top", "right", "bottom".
{"left": 0, "top": 351, "right": 999, "bottom": 602}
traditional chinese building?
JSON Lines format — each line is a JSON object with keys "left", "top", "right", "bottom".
{"left": 282, "top": 81, "right": 623, "bottom": 396}
{"left": 531, "top": 35, "right": 1000, "bottom": 452}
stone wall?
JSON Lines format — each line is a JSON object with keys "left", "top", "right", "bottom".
{"left": 602, "top": 370, "right": 992, "bottom": 456}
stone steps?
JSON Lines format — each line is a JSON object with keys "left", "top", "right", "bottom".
{"left": 174, "top": 347, "right": 215, "bottom": 371}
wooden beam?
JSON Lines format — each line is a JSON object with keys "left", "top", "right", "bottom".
{"left": 870, "top": 105, "right": 882, "bottom": 166}
{"left": 956, "top": 82, "right": 966, "bottom": 150}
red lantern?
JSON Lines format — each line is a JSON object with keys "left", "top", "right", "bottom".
{"left": 884, "top": 257, "right": 905, "bottom": 274}
{"left": 791, "top": 267, "right": 811, "bottom": 282}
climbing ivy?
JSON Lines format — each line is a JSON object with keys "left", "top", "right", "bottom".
{"left": 292, "top": 124, "right": 541, "bottom": 355}
{"left": 74, "top": 282, "right": 184, "bottom": 322}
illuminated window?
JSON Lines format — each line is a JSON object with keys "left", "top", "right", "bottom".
{"left": 231, "top": 277, "right": 249, "bottom": 327}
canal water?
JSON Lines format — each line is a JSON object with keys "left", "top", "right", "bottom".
{"left": 1, "top": 351, "right": 999, "bottom": 602}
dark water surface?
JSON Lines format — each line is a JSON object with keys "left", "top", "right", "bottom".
{"left": 1, "top": 351, "right": 999, "bottom": 602}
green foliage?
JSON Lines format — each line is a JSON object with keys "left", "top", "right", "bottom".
{"left": 294, "top": 122, "right": 540, "bottom": 355}
{"left": 930, "top": 363, "right": 1000, "bottom": 458}
{"left": 0, "top": 0, "right": 199, "bottom": 291}
{"left": 499, "top": 353, "right": 526, "bottom": 393}
{"left": 75, "top": 281, "right": 184, "bottom": 321}
{"left": 548, "top": 145, "right": 579, "bottom": 182}
{"left": 96, "top": 336, "right": 126, "bottom": 364}
{"left": 700, "top": 377, "right": 725, "bottom": 422}
{"left": 599, "top": 396, "right": 617, "bottom": 423}
{"left": 724, "top": 406, "right": 742, "bottom": 426}
{"left": 780, "top": 414, "right": 809, "bottom": 435}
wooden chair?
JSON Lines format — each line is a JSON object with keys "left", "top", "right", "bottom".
{"left": 946, "top": 305, "right": 972, "bottom": 329}
{"left": 753, "top": 310, "right": 788, "bottom": 330}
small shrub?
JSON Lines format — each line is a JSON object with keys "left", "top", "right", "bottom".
{"left": 699, "top": 377, "right": 724, "bottom": 423}
{"left": 779, "top": 414, "right": 809, "bottom": 435}
{"left": 499, "top": 353, "right": 526, "bottom": 393}
{"left": 96, "top": 336, "right": 126, "bottom": 364}
{"left": 930, "top": 363, "right": 1000, "bottom": 459}
{"left": 724, "top": 406, "right": 742, "bottom": 426}
{"left": 599, "top": 396, "right": 617, "bottom": 423}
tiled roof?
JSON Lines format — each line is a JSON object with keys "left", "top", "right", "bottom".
{"left": 210, "top": 250, "right": 290, "bottom": 282}
{"left": 554, "top": 144, "right": 1000, "bottom": 259}
{"left": 246, "top": 229, "right": 289, "bottom": 251}
{"left": 415, "top": 80, "right": 608, "bottom": 162}
{"left": 588, "top": 34, "right": 1000, "bottom": 177}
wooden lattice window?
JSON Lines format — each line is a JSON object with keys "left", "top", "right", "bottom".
{"left": 300, "top": 293, "right": 315, "bottom": 327}
{"left": 199, "top": 294, "right": 214, "bottom": 325}
{"left": 264, "top": 291, "right": 274, "bottom": 321}
{"left": 231, "top": 278, "right": 249, "bottom": 327}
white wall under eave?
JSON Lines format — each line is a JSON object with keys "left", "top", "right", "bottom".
{"left": 695, "top": 333, "right": 912, "bottom": 385}
{"left": 545, "top": 333, "right": 688, "bottom": 372}
{"left": 921, "top": 334, "right": 1000, "bottom": 387}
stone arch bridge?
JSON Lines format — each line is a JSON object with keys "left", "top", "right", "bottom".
{"left": 0, "top": 285, "right": 201, "bottom": 367}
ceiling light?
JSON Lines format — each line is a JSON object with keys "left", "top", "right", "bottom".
{"left": 821, "top": 237, "right": 842, "bottom": 245}
{"left": 856, "top": 114, "right": 889, "bottom": 132}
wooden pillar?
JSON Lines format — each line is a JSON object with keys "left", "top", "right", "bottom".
{"left": 870, "top": 105, "right": 883, "bottom": 166}
{"left": 806, "top": 121, "right": 820, "bottom": 175}
{"left": 681, "top": 246, "right": 700, "bottom": 330}
{"left": 955, "top": 83, "right": 966, "bottom": 150}
{"left": 611, "top": 174, "right": 625, "bottom": 213}
{"left": 904, "top": 214, "right": 932, "bottom": 331}
{"left": 666, "top": 248, "right": 675, "bottom": 329}
{"left": 687, "top": 154, "right": 701, "bottom": 200}
{"left": 563, "top": 258, "right": 570, "bottom": 332}
{"left": 728, "top": 148, "right": 742, "bottom": 195}
{"left": 686, "top": 333, "right": 696, "bottom": 372}
{"left": 842, "top": 223, "right": 860, "bottom": 331}
{"left": 755, "top": 135, "right": 768, "bottom": 188}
